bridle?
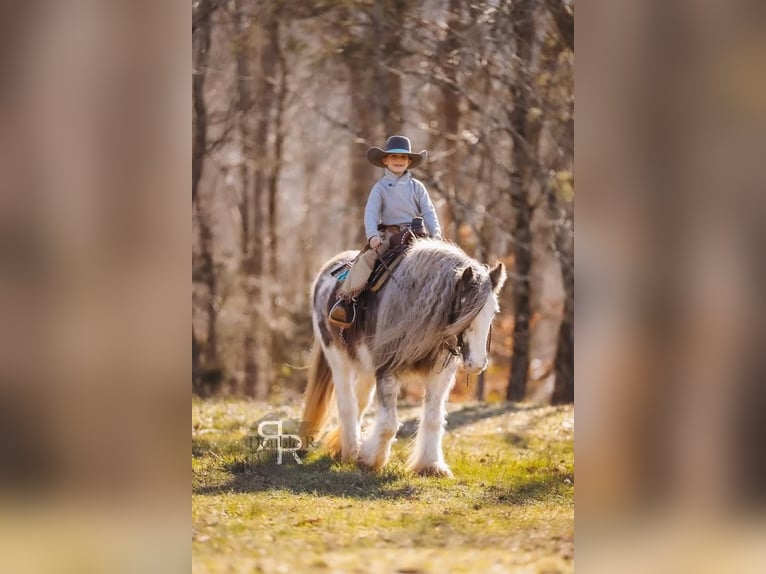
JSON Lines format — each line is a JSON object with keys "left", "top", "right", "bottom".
{"left": 443, "top": 332, "right": 463, "bottom": 358}
{"left": 442, "top": 323, "right": 492, "bottom": 359}
{"left": 443, "top": 276, "right": 493, "bottom": 362}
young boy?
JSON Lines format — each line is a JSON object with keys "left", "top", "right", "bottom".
{"left": 329, "top": 135, "right": 442, "bottom": 327}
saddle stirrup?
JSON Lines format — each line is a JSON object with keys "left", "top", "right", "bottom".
{"left": 329, "top": 297, "right": 356, "bottom": 327}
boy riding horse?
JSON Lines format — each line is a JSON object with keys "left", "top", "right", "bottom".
{"left": 329, "top": 135, "right": 442, "bottom": 327}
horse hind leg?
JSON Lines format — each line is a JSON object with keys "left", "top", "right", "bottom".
{"left": 356, "top": 372, "right": 376, "bottom": 429}
{"left": 322, "top": 346, "right": 361, "bottom": 463}
{"left": 359, "top": 374, "right": 400, "bottom": 471}
{"left": 323, "top": 427, "right": 342, "bottom": 459}
{"left": 409, "top": 366, "right": 457, "bottom": 478}
{"left": 327, "top": 371, "right": 375, "bottom": 454}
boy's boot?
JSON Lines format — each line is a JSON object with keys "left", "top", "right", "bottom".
{"left": 329, "top": 297, "right": 356, "bottom": 328}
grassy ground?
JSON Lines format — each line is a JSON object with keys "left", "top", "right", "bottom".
{"left": 192, "top": 398, "right": 574, "bottom": 573}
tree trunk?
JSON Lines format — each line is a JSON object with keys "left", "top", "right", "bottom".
{"left": 192, "top": 329, "right": 202, "bottom": 394}
{"left": 231, "top": 0, "right": 261, "bottom": 399}
{"left": 539, "top": 25, "right": 574, "bottom": 404}
{"left": 266, "top": 14, "right": 288, "bottom": 385}
{"left": 506, "top": 0, "right": 536, "bottom": 402}
{"left": 194, "top": 197, "right": 219, "bottom": 371}
{"left": 268, "top": 18, "right": 287, "bottom": 307}
{"left": 192, "top": 0, "right": 215, "bottom": 205}
{"left": 440, "top": 0, "right": 462, "bottom": 240}
{"left": 549, "top": 187, "right": 574, "bottom": 404}
{"left": 550, "top": 292, "right": 573, "bottom": 404}
{"left": 373, "top": 0, "right": 406, "bottom": 135}
{"left": 192, "top": 0, "right": 217, "bottom": 393}
{"left": 347, "top": 38, "right": 376, "bottom": 245}
{"left": 506, "top": 177, "right": 532, "bottom": 401}
{"left": 232, "top": 0, "right": 252, "bottom": 258}
{"left": 249, "top": 4, "right": 279, "bottom": 400}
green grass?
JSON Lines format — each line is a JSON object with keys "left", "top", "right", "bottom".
{"left": 192, "top": 399, "right": 574, "bottom": 573}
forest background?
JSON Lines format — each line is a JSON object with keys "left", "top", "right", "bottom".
{"left": 192, "top": 0, "right": 574, "bottom": 405}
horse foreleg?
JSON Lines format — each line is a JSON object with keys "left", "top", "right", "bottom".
{"left": 359, "top": 374, "right": 400, "bottom": 470}
{"left": 323, "top": 347, "right": 360, "bottom": 462}
{"left": 410, "top": 365, "right": 457, "bottom": 477}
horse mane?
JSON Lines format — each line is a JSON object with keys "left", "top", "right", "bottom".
{"left": 369, "top": 239, "right": 494, "bottom": 374}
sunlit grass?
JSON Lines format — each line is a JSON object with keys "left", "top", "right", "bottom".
{"left": 192, "top": 399, "right": 574, "bottom": 573}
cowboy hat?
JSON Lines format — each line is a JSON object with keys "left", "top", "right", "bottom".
{"left": 366, "top": 135, "right": 427, "bottom": 169}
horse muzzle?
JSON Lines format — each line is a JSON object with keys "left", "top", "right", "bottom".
{"left": 462, "top": 356, "right": 488, "bottom": 374}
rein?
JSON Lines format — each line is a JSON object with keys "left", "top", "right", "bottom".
{"left": 372, "top": 244, "right": 403, "bottom": 289}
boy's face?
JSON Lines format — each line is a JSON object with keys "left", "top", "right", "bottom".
{"left": 382, "top": 154, "right": 411, "bottom": 176}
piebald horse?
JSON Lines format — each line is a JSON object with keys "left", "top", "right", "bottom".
{"left": 301, "top": 239, "right": 506, "bottom": 477}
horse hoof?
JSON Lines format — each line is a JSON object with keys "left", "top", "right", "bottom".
{"left": 323, "top": 428, "right": 342, "bottom": 458}
{"left": 340, "top": 447, "right": 360, "bottom": 464}
{"left": 414, "top": 463, "right": 454, "bottom": 478}
{"left": 358, "top": 447, "right": 386, "bottom": 471}
{"left": 357, "top": 455, "right": 384, "bottom": 471}
{"left": 356, "top": 460, "right": 377, "bottom": 473}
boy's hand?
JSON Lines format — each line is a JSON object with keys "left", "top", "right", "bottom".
{"left": 369, "top": 236, "right": 382, "bottom": 249}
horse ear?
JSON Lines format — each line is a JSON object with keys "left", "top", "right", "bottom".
{"left": 489, "top": 262, "right": 507, "bottom": 293}
{"left": 460, "top": 266, "right": 474, "bottom": 288}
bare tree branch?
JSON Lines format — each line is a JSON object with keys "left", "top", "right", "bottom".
{"left": 544, "top": 0, "right": 574, "bottom": 51}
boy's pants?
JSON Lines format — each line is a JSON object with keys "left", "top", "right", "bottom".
{"left": 337, "top": 230, "right": 396, "bottom": 299}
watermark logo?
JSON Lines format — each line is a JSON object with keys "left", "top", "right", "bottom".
{"left": 255, "top": 420, "right": 303, "bottom": 464}
{"left": 245, "top": 414, "right": 316, "bottom": 465}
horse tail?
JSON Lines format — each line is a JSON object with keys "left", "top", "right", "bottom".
{"left": 300, "top": 341, "right": 334, "bottom": 449}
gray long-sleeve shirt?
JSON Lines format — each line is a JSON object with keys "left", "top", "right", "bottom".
{"left": 363, "top": 169, "right": 442, "bottom": 240}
